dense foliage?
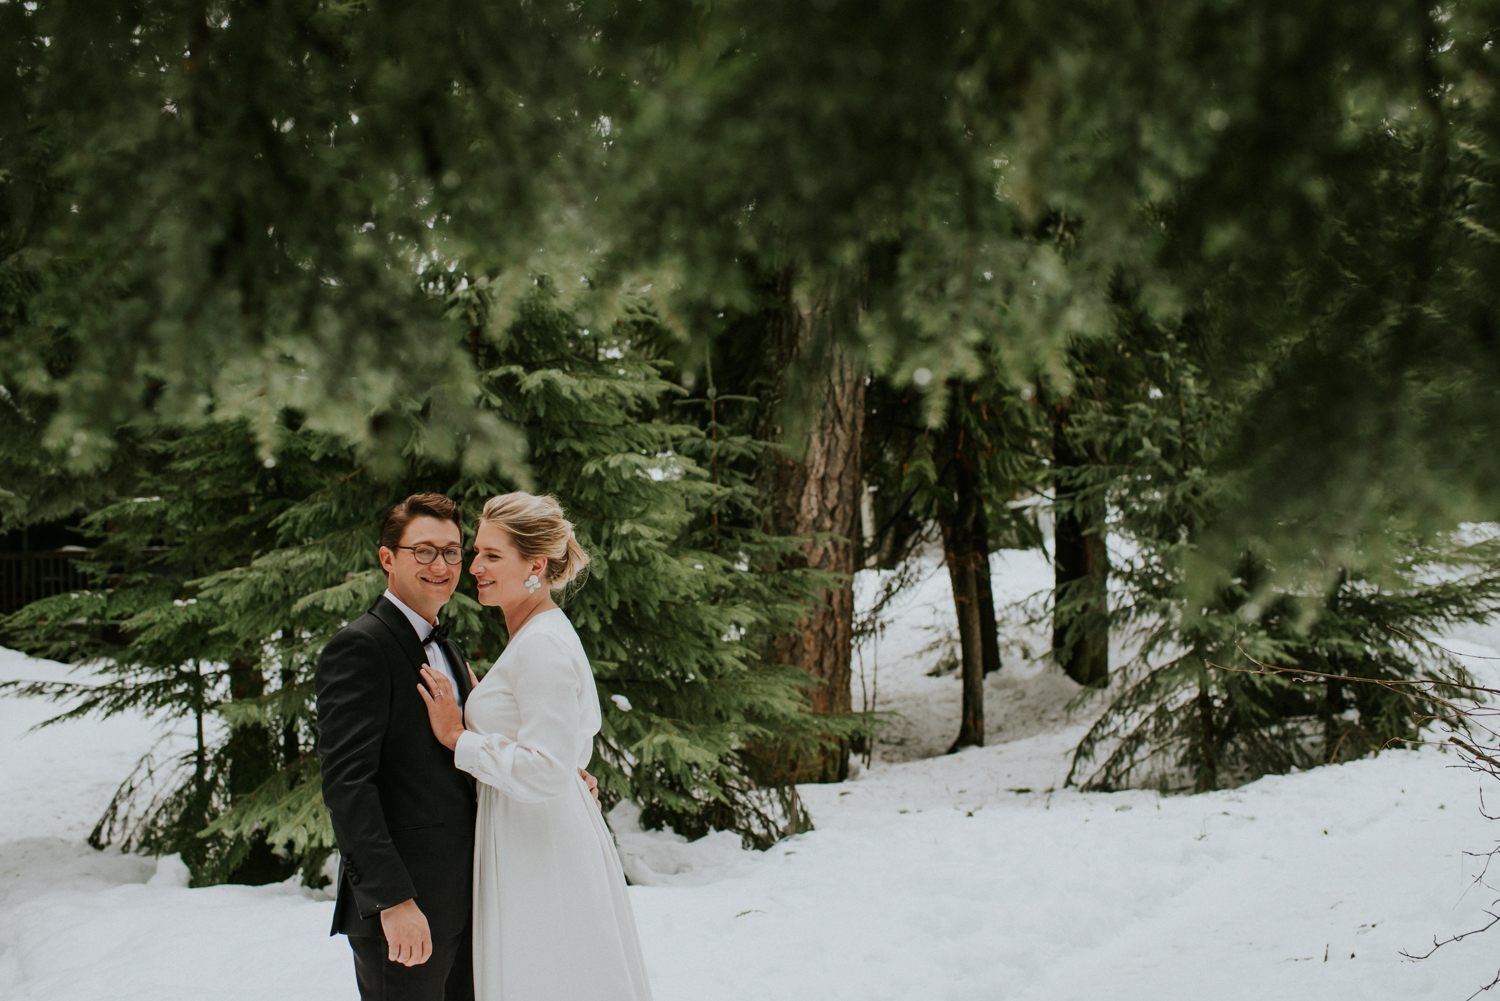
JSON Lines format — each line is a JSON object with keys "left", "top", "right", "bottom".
{"left": 3, "top": 284, "right": 836, "bottom": 883}
{"left": 7, "top": 1, "right": 1500, "bottom": 568}
{"left": 1063, "top": 319, "right": 1500, "bottom": 792}
{"left": 8, "top": 0, "right": 1500, "bottom": 857}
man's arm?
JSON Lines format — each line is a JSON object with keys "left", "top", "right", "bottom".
{"left": 316, "top": 629, "right": 420, "bottom": 922}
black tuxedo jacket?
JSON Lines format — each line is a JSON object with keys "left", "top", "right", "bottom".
{"left": 316, "top": 595, "right": 477, "bottom": 938}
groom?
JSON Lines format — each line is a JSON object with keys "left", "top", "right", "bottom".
{"left": 317, "top": 493, "right": 477, "bottom": 1001}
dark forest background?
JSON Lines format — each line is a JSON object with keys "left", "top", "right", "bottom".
{"left": 6, "top": 0, "right": 1500, "bottom": 884}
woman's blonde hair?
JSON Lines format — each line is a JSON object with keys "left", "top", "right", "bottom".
{"left": 479, "top": 492, "right": 591, "bottom": 591}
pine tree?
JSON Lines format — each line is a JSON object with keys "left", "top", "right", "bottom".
{"left": 593, "top": 0, "right": 1500, "bottom": 583}
{"left": 1042, "top": 359, "right": 1112, "bottom": 689}
{"left": 15, "top": 0, "right": 1500, "bottom": 819}
{"left": 647, "top": 264, "right": 874, "bottom": 785}
{"left": 747, "top": 272, "right": 867, "bottom": 784}
{"left": 1, "top": 420, "right": 335, "bottom": 882}
{"left": 3, "top": 279, "right": 844, "bottom": 884}
{"left": 1, "top": 0, "right": 600, "bottom": 473}
{"left": 13, "top": 0, "right": 1500, "bottom": 591}
{"left": 450, "top": 278, "right": 843, "bottom": 841}
{"left": 1064, "top": 317, "right": 1500, "bottom": 793}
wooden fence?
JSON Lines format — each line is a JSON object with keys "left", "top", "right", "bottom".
{"left": 0, "top": 550, "right": 93, "bottom": 616}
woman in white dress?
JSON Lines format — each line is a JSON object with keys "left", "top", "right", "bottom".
{"left": 416, "top": 492, "right": 653, "bottom": 1001}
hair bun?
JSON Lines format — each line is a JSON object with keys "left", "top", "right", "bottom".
{"left": 479, "top": 492, "right": 591, "bottom": 592}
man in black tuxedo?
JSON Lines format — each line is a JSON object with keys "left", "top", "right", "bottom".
{"left": 317, "top": 493, "right": 477, "bottom": 1001}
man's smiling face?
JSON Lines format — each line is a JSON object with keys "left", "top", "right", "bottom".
{"left": 378, "top": 515, "right": 463, "bottom": 623}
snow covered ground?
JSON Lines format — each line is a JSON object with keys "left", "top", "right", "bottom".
{"left": 7, "top": 550, "right": 1500, "bottom": 1000}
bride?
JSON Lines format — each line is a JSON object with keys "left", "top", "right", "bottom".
{"left": 416, "top": 492, "right": 653, "bottom": 1001}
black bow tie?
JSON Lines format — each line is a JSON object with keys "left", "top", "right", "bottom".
{"left": 427, "top": 621, "right": 453, "bottom": 646}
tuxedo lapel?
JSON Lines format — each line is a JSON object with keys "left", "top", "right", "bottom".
{"left": 370, "top": 596, "right": 470, "bottom": 704}
{"left": 369, "top": 596, "right": 429, "bottom": 675}
{"left": 443, "top": 638, "right": 472, "bottom": 703}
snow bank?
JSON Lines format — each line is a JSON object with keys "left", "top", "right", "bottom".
{"left": 610, "top": 801, "right": 759, "bottom": 887}
{"left": 8, "top": 597, "right": 1500, "bottom": 999}
{"left": 0, "top": 648, "right": 187, "bottom": 845}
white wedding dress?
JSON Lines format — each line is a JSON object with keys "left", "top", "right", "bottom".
{"left": 453, "top": 607, "right": 652, "bottom": 1001}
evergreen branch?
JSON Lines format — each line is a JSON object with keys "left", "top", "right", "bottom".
{"left": 0, "top": 677, "right": 198, "bottom": 729}
{"left": 1208, "top": 649, "right": 1496, "bottom": 743}
{"left": 1210, "top": 643, "right": 1498, "bottom": 698}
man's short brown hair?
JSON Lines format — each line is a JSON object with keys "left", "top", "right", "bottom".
{"left": 379, "top": 493, "right": 463, "bottom": 551}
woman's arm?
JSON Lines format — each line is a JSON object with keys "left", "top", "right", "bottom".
{"left": 418, "top": 657, "right": 600, "bottom": 808}
{"left": 451, "top": 636, "right": 583, "bottom": 802}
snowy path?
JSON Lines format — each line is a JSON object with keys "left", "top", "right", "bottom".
{"left": 8, "top": 583, "right": 1500, "bottom": 998}
{"left": 627, "top": 738, "right": 1500, "bottom": 1001}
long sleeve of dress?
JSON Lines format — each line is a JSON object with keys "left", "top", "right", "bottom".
{"left": 454, "top": 633, "right": 581, "bottom": 802}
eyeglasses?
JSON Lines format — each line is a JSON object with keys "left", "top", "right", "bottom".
{"left": 396, "top": 545, "right": 468, "bottom": 565}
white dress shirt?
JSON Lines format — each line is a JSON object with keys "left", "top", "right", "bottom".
{"left": 383, "top": 589, "right": 462, "bottom": 698}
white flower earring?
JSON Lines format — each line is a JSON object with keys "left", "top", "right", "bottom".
{"left": 525, "top": 573, "right": 542, "bottom": 594}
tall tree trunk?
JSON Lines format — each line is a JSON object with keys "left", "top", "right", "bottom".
{"left": 1194, "top": 681, "right": 1218, "bottom": 793}
{"left": 756, "top": 266, "right": 865, "bottom": 784}
{"left": 226, "top": 655, "right": 271, "bottom": 797}
{"left": 280, "top": 664, "right": 299, "bottom": 767}
{"left": 226, "top": 654, "right": 293, "bottom": 884}
{"left": 942, "top": 539, "right": 986, "bottom": 751}
{"left": 939, "top": 388, "right": 991, "bottom": 751}
{"left": 1050, "top": 397, "right": 1110, "bottom": 687}
{"left": 972, "top": 501, "right": 1002, "bottom": 677}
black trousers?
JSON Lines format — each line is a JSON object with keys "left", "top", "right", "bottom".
{"left": 348, "top": 924, "right": 474, "bottom": 1001}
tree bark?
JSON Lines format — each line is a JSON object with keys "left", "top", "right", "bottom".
{"left": 1050, "top": 397, "right": 1110, "bottom": 687}
{"left": 972, "top": 504, "right": 1002, "bottom": 677}
{"left": 226, "top": 654, "right": 294, "bottom": 884}
{"left": 1195, "top": 682, "right": 1218, "bottom": 793}
{"left": 756, "top": 267, "right": 865, "bottom": 783}
{"left": 938, "top": 388, "right": 991, "bottom": 751}
{"left": 226, "top": 655, "right": 271, "bottom": 798}
{"left": 280, "top": 663, "right": 299, "bottom": 767}
{"left": 942, "top": 543, "right": 986, "bottom": 751}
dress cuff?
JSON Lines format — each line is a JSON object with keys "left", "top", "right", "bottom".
{"left": 454, "top": 729, "right": 482, "bottom": 774}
